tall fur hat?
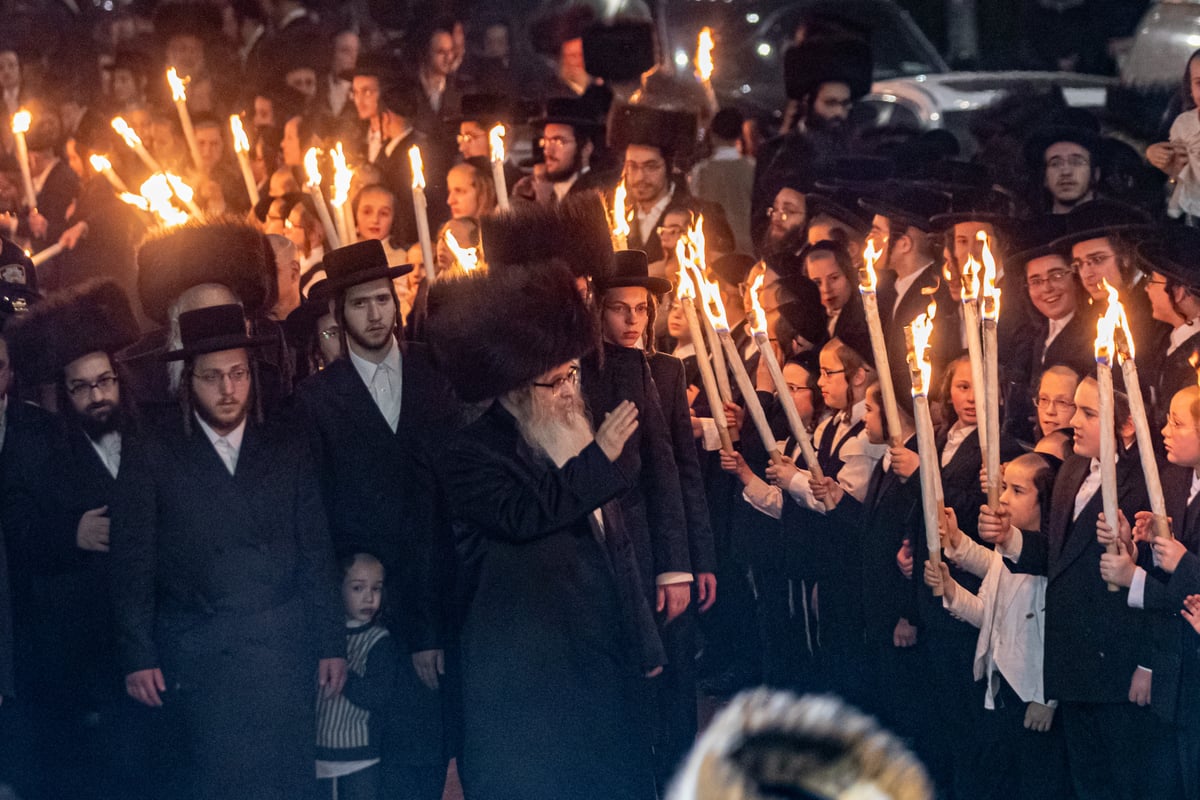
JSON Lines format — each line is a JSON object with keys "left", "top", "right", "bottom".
{"left": 530, "top": 4, "right": 597, "bottom": 58}
{"left": 784, "top": 36, "right": 874, "bottom": 103}
{"left": 8, "top": 279, "right": 139, "bottom": 385}
{"left": 136, "top": 216, "right": 276, "bottom": 326}
{"left": 667, "top": 689, "right": 933, "bottom": 800}
{"left": 479, "top": 192, "right": 614, "bottom": 280}
{"left": 608, "top": 101, "right": 697, "bottom": 167}
{"left": 425, "top": 261, "right": 597, "bottom": 403}
{"left": 583, "top": 18, "right": 657, "bottom": 83}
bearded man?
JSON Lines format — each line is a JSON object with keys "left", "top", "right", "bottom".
{"left": 512, "top": 97, "right": 614, "bottom": 206}
{"left": 427, "top": 260, "right": 664, "bottom": 800}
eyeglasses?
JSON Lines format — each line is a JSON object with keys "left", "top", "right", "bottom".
{"left": 1034, "top": 396, "right": 1075, "bottom": 413}
{"left": 1070, "top": 252, "right": 1114, "bottom": 271}
{"left": 624, "top": 160, "right": 665, "bottom": 175}
{"left": 194, "top": 366, "right": 251, "bottom": 386}
{"left": 1026, "top": 268, "right": 1075, "bottom": 291}
{"left": 1145, "top": 277, "right": 1169, "bottom": 288}
{"left": 67, "top": 375, "right": 118, "bottom": 398}
{"left": 767, "top": 207, "right": 800, "bottom": 223}
{"left": 538, "top": 136, "right": 576, "bottom": 149}
{"left": 818, "top": 368, "right": 846, "bottom": 379}
{"left": 456, "top": 132, "right": 485, "bottom": 144}
{"left": 532, "top": 365, "right": 579, "bottom": 394}
{"left": 1046, "top": 155, "right": 1090, "bottom": 170}
{"left": 319, "top": 326, "right": 340, "bottom": 341}
{"left": 656, "top": 225, "right": 684, "bottom": 238}
{"left": 604, "top": 302, "right": 649, "bottom": 317}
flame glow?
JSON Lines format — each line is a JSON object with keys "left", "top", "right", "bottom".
{"left": 166, "top": 67, "right": 189, "bottom": 102}
{"left": 960, "top": 252, "right": 980, "bottom": 302}
{"left": 111, "top": 117, "right": 143, "bottom": 149}
{"left": 329, "top": 143, "right": 351, "bottom": 208}
{"left": 303, "top": 147, "right": 322, "bottom": 188}
{"left": 861, "top": 239, "right": 885, "bottom": 291}
{"left": 11, "top": 109, "right": 30, "bottom": 135}
{"left": 675, "top": 216, "right": 730, "bottom": 332}
{"left": 748, "top": 273, "right": 767, "bottom": 336}
{"left": 445, "top": 231, "right": 480, "bottom": 272}
{"left": 909, "top": 299, "right": 938, "bottom": 394}
{"left": 675, "top": 245, "right": 697, "bottom": 301}
{"left": 1190, "top": 352, "right": 1200, "bottom": 391}
{"left": 612, "top": 181, "right": 630, "bottom": 241}
{"left": 489, "top": 124, "right": 506, "bottom": 163}
{"left": 979, "top": 231, "right": 1001, "bottom": 321}
{"left": 409, "top": 146, "right": 425, "bottom": 190}
{"left": 137, "top": 174, "right": 190, "bottom": 227}
{"left": 88, "top": 154, "right": 113, "bottom": 174}
{"left": 696, "top": 27, "right": 715, "bottom": 82}
{"left": 1095, "top": 278, "right": 1133, "bottom": 363}
{"left": 229, "top": 115, "right": 250, "bottom": 153}
{"left": 118, "top": 192, "right": 149, "bottom": 211}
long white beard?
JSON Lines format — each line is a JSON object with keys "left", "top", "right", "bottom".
{"left": 504, "top": 387, "right": 595, "bottom": 468}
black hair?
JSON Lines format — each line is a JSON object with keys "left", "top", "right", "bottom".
{"left": 1183, "top": 49, "right": 1200, "bottom": 112}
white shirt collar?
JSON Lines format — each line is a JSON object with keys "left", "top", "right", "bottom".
{"left": 672, "top": 342, "right": 696, "bottom": 360}
{"left": 635, "top": 184, "right": 675, "bottom": 246}
{"left": 89, "top": 430, "right": 122, "bottom": 479}
{"left": 942, "top": 421, "right": 976, "bottom": 467}
{"left": 1168, "top": 319, "right": 1200, "bottom": 355}
{"left": 711, "top": 144, "right": 741, "bottom": 161}
{"left": 349, "top": 337, "right": 403, "bottom": 431}
{"left": 195, "top": 413, "right": 246, "bottom": 474}
{"left": 384, "top": 125, "right": 413, "bottom": 159}
{"left": 890, "top": 263, "right": 931, "bottom": 316}
{"left": 1046, "top": 309, "right": 1075, "bottom": 344}
{"left": 349, "top": 336, "right": 400, "bottom": 381}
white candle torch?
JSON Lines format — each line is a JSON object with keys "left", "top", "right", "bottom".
{"left": 675, "top": 248, "right": 733, "bottom": 452}
{"left": 112, "top": 117, "right": 165, "bottom": 174}
{"left": 11, "top": 110, "right": 37, "bottom": 212}
{"left": 89, "top": 154, "right": 130, "bottom": 194}
{"left": 860, "top": 239, "right": 903, "bottom": 446}
{"left": 303, "top": 147, "right": 341, "bottom": 250}
{"left": 979, "top": 232, "right": 1003, "bottom": 507}
{"left": 444, "top": 231, "right": 480, "bottom": 273}
{"left": 907, "top": 300, "right": 945, "bottom": 594}
{"left": 330, "top": 142, "right": 355, "bottom": 245}
{"left": 409, "top": 145, "right": 436, "bottom": 284}
{"left": 1095, "top": 282, "right": 1125, "bottom": 591}
{"left": 748, "top": 272, "right": 823, "bottom": 479}
{"left": 489, "top": 124, "right": 510, "bottom": 211}
{"left": 229, "top": 115, "right": 260, "bottom": 207}
{"left": 685, "top": 217, "right": 732, "bottom": 403}
{"left": 167, "top": 68, "right": 203, "bottom": 171}
{"left": 29, "top": 242, "right": 65, "bottom": 267}
{"left": 163, "top": 172, "right": 203, "bottom": 217}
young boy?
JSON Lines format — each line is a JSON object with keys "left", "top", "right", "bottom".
{"left": 316, "top": 553, "right": 397, "bottom": 800}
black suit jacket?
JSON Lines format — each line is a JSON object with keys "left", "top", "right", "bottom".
{"left": 18, "top": 159, "right": 79, "bottom": 250}
{"left": 648, "top": 352, "right": 716, "bottom": 574}
{"left": 0, "top": 516, "right": 10, "bottom": 698}
{"left": 878, "top": 263, "right": 961, "bottom": 398}
{"left": 626, "top": 185, "right": 735, "bottom": 264}
{"left": 377, "top": 130, "right": 448, "bottom": 247}
{"left": 109, "top": 415, "right": 344, "bottom": 677}
{"left": 1155, "top": 333, "right": 1200, "bottom": 427}
{"left": 291, "top": 343, "right": 459, "bottom": 653}
{"left": 1011, "top": 453, "right": 1150, "bottom": 702}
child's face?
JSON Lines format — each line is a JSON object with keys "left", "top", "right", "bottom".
{"left": 948, "top": 361, "right": 976, "bottom": 427}
{"left": 342, "top": 558, "right": 384, "bottom": 623}
{"left": 863, "top": 389, "right": 885, "bottom": 444}
{"left": 999, "top": 460, "right": 1041, "bottom": 531}
{"left": 1163, "top": 390, "right": 1200, "bottom": 468}
{"left": 1190, "top": 58, "right": 1200, "bottom": 111}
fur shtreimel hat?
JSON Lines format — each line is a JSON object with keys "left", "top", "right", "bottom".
{"left": 667, "top": 689, "right": 933, "bottom": 800}
{"left": 8, "top": 279, "right": 139, "bottom": 385}
{"left": 136, "top": 217, "right": 276, "bottom": 326}
{"left": 784, "top": 36, "right": 874, "bottom": 103}
{"left": 607, "top": 101, "right": 698, "bottom": 167}
{"left": 425, "top": 260, "right": 597, "bottom": 403}
{"left": 480, "top": 192, "right": 614, "bottom": 280}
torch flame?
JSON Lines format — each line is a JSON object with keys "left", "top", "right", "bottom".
{"left": 139, "top": 174, "right": 189, "bottom": 227}
{"left": 88, "top": 154, "right": 113, "bottom": 174}
{"left": 330, "top": 143, "right": 351, "bottom": 208}
{"left": 612, "top": 181, "right": 630, "bottom": 241}
{"left": 166, "top": 67, "right": 189, "bottom": 103}
{"left": 11, "top": 109, "right": 30, "bottom": 135}
{"left": 303, "top": 147, "right": 322, "bottom": 189}
{"left": 693, "top": 264, "right": 731, "bottom": 332}
{"left": 696, "top": 27, "right": 715, "bottom": 82}
{"left": 961, "top": 253, "right": 980, "bottom": 302}
{"left": 118, "top": 192, "right": 150, "bottom": 212}
{"left": 675, "top": 242, "right": 697, "bottom": 301}
{"left": 979, "top": 231, "right": 1001, "bottom": 321}
{"left": 1190, "top": 352, "right": 1200, "bottom": 391}
{"left": 409, "top": 146, "right": 425, "bottom": 191}
{"left": 748, "top": 272, "right": 768, "bottom": 336}
{"left": 1095, "top": 278, "right": 1134, "bottom": 363}
{"left": 489, "top": 124, "right": 506, "bottom": 163}
{"left": 229, "top": 115, "right": 250, "bottom": 154}
{"left": 163, "top": 173, "right": 194, "bottom": 205}
{"left": 909, "top": 298, "right": 938, "bottom": 394}
{"left": 861, "top": 239, "right": 885, "bottom": 291}
{"left": 445, "top": 231, "right": 480, "bottom": 272}
{"left": 111, "top": 117, "right": 143, "bottom": 149}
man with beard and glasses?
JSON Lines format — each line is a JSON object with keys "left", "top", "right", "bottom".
{"left": 513, "top": 97, "right": 613, "bottom": 206}
{"left": 110, "top": 303, "right": 345, "bottom": 800}
{"left": 751, "top": 36, "right": 873, "bottom": 247}
{"left": 2, "top": 280, "right": 164, "bottom": 800}
{"left": 292, "top": 240, "right": 460, "bottom": 800}
{"left": 426, "top": 259, "right": 664, "bottom": 800}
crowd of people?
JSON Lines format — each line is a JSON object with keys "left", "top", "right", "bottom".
{"left": 2, "top": 1, "right": 1200, "bottom": 800}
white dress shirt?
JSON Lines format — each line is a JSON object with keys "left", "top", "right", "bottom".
{"left": 635, "top": 186, "right": 675, "bottom": 247}
{"left": 784, "top": 401, "right": 885, "bottom": 512}
{"left": 1045, "top": 311, "right": 1074, "bottom": 352}
{"left": 890, "top": 263, "right": 931, "bottom": 318}
{"left": 942, "top": 422, "right": 976, "bottom": 468}
{"left": 349, "top": 338, "right": 403, "bottom": 432}
{"left": 1168, "top": 319, "right": 1200, "bottom": 356}
{"left": 89, "top": 431, "right": 122, "bottom": 479}
{"left": 196, "top": 414, "right": 246, "bottom": 476}
{"left": 367, "top": 128, "right": 383, "bottom": 164}
{"left": 1073, "top": 458, "right": 1102, "bottom": 521}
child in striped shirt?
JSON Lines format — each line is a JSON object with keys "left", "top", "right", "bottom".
{"left": 316, "top": 553, "right": 397, "bottom": 799}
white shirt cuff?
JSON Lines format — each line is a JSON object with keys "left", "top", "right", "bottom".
{"left": 1128, "top": 567, "right": 1147, "bottom": 610}
{"left": 997, "top": 527, "right": 1024, "bottom": 561}
{"left": 656, "top": 572, "right": 694, "bottom": 586}
{"left": 699, "top": 417, "right": 722, "bottom": 451}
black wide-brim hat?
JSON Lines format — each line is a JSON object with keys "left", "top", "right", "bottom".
{"left": 530, "top": 4, "right": 596, "bottom": 58}
{"left": 450, "top": 93, "right": 513, "bottom": 127}
{"left": 806, "top": 189, "right": 873, "bottom": 232}
{"left": 582, "top": 18, "right": 656, "bottom": 83}
{"left": 283, "top": 278, "right": 332, "bottom": 343}
{"left": 1022, "top": 125, "right": 1102, "bottom": 174}
{"left": 337, "top": 51, "right": 402, "bottom": 84}
{"left": 1136, "top": 225, "right": 1200, "bottom": 291}
{"left": 538, "top": 96, "right": 605, "bottom": 131}
{"left": 321, "top": 240, "right": 413, "bottom": 294}
{"left": 928, "top": 187, "right": 1020, "bottom": 232}
{"left": 595, "top": 249, "right": 671, "bottom": 295}
{"left": 1047, "top": 198, "right": 1153, "bottom": 253}
{"left": 858, "top": 182, "right": 951, "bottom": 233}
{"left": 1006, "top": 214, "right": 1071, "bottom": 273}
{"left": 163, "top": 303, "right": 275, "bottom": 361}
{"left": 784, "top": 35, "right": 873, "bottom": 102}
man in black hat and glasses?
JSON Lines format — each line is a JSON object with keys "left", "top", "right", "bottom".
{"left": 109, "top": 303, "right": 345, "bottom": 800}
{"left": 292, "top": 240, "right": 460, "bottom": 800}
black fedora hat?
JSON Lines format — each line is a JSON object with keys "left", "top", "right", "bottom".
{"left": 1047, "top": 198, "right": 1152, "bottom": 252}
{"left": 1007, "top": 214, "right": 1071, "bottom": 273}
{"left": 452, "top": 94, "right": 513, "bottom": 127}
{"left": 806, "top": 188, "right": 873, "bottom": 231}
{"left": 784, "top": 36, "right": 873, "bottom": 102}
{"left": 929, "top": 187, "right": 1020, "bottom": 231}
{"left": 1022, "top": 125, "right": 1102, "bottom": 174}
{"left": 1136, "top": 225, "right": 1200, "bottom": 290}
{"left": 858, "top": 182, "right": 951, "bottom": 233}
{"left": 537, "top": 96, "right": 604, "bottom": 132}
{"left": 595, "top": 250, "right": 671, "bottom": 295}
{"left": 163, "top": 304, "right": 273, "bottom": 361}
{"left": 712, "top": 253, "right": 757, "bottom": 287}
{"left": 582, "top": 18, "right": 656, "bottom": 83}
{"left": 337, "top": 51, "right": 402, "bottom": 84}
{"left": 321, "top": 240, "right": 413, "bottom": 293}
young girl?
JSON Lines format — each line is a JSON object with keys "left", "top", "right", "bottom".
{"left": 316, "top": 553, "right": 397, "bottom": 800}
{"left": 925, "top": 453, "right": 1070, "bottom": 800}
{"left": 1148, "top": 49, "right": 1200, "bottom": 220}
